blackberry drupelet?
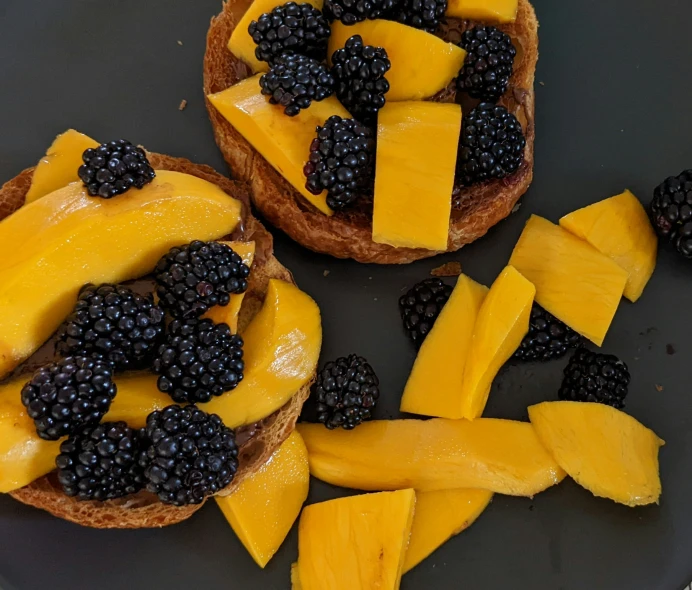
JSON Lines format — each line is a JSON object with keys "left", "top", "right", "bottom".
{"left": 248, "top": 2, "right": 331, "bottom": 64}
{"left": 457, "top": 26, "right": 516, "bottom": 102}
{"left": 331, "top": 35, "right": 391, "bottom": 125}
{"left": 559, "top": 348, "right": 630, "bottom": 409}
{"left": 56, "top": 283, "right": 165, "bottom": 370}
{"left": 260, "top": 53, "right": 335, "bottom": 117}
{"left": 392, "top": 0, "right": 447, "bottom": 32}
{"left": 323, "top": 0, "right": 399, "bottom": 24}
{"left": 154, "top": 318, "right": 244, "bottom": 404}
{"left": 56, "top": 421, "right": 145, "bottom": 501}
{"left": 513, "top": 304, "right": 583, "bottom": 362}
{"left": 304, "top": 115, "right": 376, "bottom": 210}
{"left": 314, "top": 354, "right": 380, "bottom": 429}
{"left": 650, "top": 170, "right": 692, "bottom": 258}
{"left": 155, "top": 240, "right": 250, "bottom": 319}
{"left": 20, "top": 356, "right": 117, "bottom": 441}
{"left": 399, "top": 278, "right": 453, "bottom": 348}
{"left": 139, "top": 405, "right": 239, "bottom": 506}
{"left": 78, "top": 140, "right": 155, "bottom": 199}
{"left": 457, "top": 102, "right": 526, "bottom": 186}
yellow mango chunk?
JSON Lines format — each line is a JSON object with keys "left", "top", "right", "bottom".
{"left": 529, "top": 401, "right": 664, "bottom": 507}
{"left": 206, "top": 279, "right": 322, "bottom": 428}
{"left": 291, "top": 562, "right": 302, "bottom": 589}
{"left": 459, "top": 266, "right": 535, "bottom": 420}
{"left": 217, "top": 431, "right": 309, "bottom": 567}
{"left": 560, "top": 190, "right": 657, "bottom": 303}
{"left": 509, "top": 215, "right": 628, "bottom": 347}
{"left": 0, "top": 171, "right": 242, "bottom": 379}
{"left": 373, "top": 102, "right": 461, "bottom": 250}
{"left": 298, "top": 489, "right": 416, "bottom": 590}
{"left": 328, "top": 20, "right": 466, "bottom": 101}
{"left": 209, "top": 76, "right": 352, "bottom": 215}
{"left": 25, "top": 129, "right": 99, "bottom": 204}
{"left": 446, "top": 0, "right": 518, "bottom": 22}
{"left": 298, "top": 418, "right": 565, "bottom": 496}
{"left": 403, "top": 488, "right": 492, "bottom": 573}
{"left": 401, "top": 274, "right": 488, "bottom": 418}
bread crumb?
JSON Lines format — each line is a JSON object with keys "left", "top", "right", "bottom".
{"left": 655, "top": 384, "right": 663, "bottom": 392}
{"left": 512, "top": 202, "right": 522, "bottom": 214}
{"left": 179, "top": 99, "right": 188, "bottom": 111}
{"left": 666, "top": 343, "right": 676, "bottom": 355}
{"left": 431, "top": 261, "right": 462, "bottom": 277}
{"left": 323, "top": 270, "right": 330, "bottom": 277}
{"left": 539, "top": 81, "right": 545, "bottom": 86}
{"left": 177, "top": 40, "right": 183, "bottom": 46}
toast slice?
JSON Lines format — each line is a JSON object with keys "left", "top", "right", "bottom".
{"left": 204, "top": 0, "right": 538, "bottom": 264}
{"left": 0, "top": 153, "right": 312, "bottom": 528}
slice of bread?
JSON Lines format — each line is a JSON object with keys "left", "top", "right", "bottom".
{"left": 204, "top": 0, "right": 538, "bottom": 264}
{"left": 0, "top": 153, "right": 312, "bottom": 528}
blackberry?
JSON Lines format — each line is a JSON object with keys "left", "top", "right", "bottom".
{"left": 314, "top": 354, "right": 380, "bottom": 429}
{"left": 513, "top": 304, "right": 583, "bottom": 362}
{"left": 139, "top": 405, "right": 238, "bottom": 506}
{"left": 20, "top": 356, "right": 117, "bottom": 441}
{"left": 260, "top": 53, "right": 335, "bottom": 117}
{"left": 78, "top": 140, "right": 155, "bottom": 199}
{"left": 154, "top": 318, "right": 244, "bottom": 404}
{"left": 458, "top": 26, "right": 516, "bottom": 102}
{"left": 249, "top": 2, "right": 331, "bottom": 64}
{"left": 399, "top": 278, "right": 452, "bottom": 348}
{"left": 650, "top": 170, "right": 692, "bottom": 258}
{"left": 457, "top": 102, "right": 526, "bottom": 186}
{"left": 559, "top": 348, "right": 630, "bottom": 409}
{"left": 304, "top": 116, "right": 376, "bottom": 210}
{"left": 56, "top": 422, "right": 145, "bottom": 501}
{"left": 331, "top": 35, "right": 391, "bottom": 125}
{"left": 155, "top": 241, "right": 250, "bottom": 319}
{"left": 56, "top": 284, "right": 165, "bottom": 370}
{"left": 392, "top": 0, "right": 447, "bottom": 32}
{"left": 323, "top": 0, "right": 399, "bottom": 24}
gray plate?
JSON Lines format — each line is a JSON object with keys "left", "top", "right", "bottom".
{"left": 0, "top": 0, "right": 690, "bottom": 588}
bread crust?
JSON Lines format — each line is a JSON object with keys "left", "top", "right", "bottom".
{"left": 204, "top": 0, "right": 538, "bottom": 263}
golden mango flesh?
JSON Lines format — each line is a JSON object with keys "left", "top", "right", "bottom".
{"left": 446, "top": 0, "right": 518, "bottom": 22}
{"left": 509, "top": 215, "right": 628, "bottom": 346}
{"left": 216, "top": 431, "right": 309, "bottom": 567}
{"left": 401, "top": 274, "right": 487, "bottom": 419}
{"left": 205, "top": 279, "right": 322, "bottom": 428}
{"left": 298, "top": 419, "right": 565, "bottom": 496}
{"left": 459, "top": 266, "right": 535, "bottom": 420}
{"left": 529, "top": 401, "right": 664, "bottom": 507}
{"left": 559, "top": 190, "right": 657, "bottom": 302}
{"left": 297, "top": 489, "right": 416, "bottom": 590}
{"left": 373, "top": 102, "right": 461, "bottom": 250}
{"left": 328, "top": 20, "right": 466, "bottom": 101}
{"left": 291, "top": 563, "right": 302, "bottom": 589}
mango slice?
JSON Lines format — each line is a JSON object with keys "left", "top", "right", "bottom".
{"left": 298, "top": 419, "right": 565, "bottom": 495}
{"left": 328, "top": 21, "right": 466, "bottom": 101}
{"left": 373, "top": 102, "right": 461, "bottom": 250}
{"left": 206, "top": 279, "right": 322, "bottom": 428}
{"left": 297, "top": 489, "right": 416, "bottom": 590}
{"left": 528, "top": 401, "right": 664, "bottom": 507}
{"left": 403, "top": 489, "right": 493, "bottom": 573}
{"left": 509, "top": 215, "right": 628, "bottom": 346}
{"left": 446, "top": 0, "right": 518, "bottom": 22}
{"left": 459, "top": 266, "right": 535, "bottom": 420}
{"left": 217, "top": 431, "right": 309, "bottom": 567}
{"left": 25, "top": 129, "right": 99, "bottom": 204}
{"left": 559, "top": 190, "right": 657, "bottom": 303}
{"left": 209, "top": 76, "right": 352, "bottom": 215}
{"left": 401, "top": 274, "right": 488, "bottom": 419}
{"left": 291, "top": 562, "right": 302, "bottom": 589}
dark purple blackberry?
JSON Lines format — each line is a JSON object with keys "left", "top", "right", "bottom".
{"left": 323, "top": 0, "right": 400, "bottom": 24}
{"left": 248, "top": 2, "right": 331, "bottom": 65}
{"left": 559, "top": 348, "right": 630, "bottom": 409}
{"left": 457, "top": 102, "right": 526, "bottom": 186}
{"left": 155, "top": 241, "right": 250, "bottom": 319}
{"left": 154, "top": 318, "right": 244, "bottom": 404}
{"left": 139, "top": 405, "right": 238, "bottom": 506}
{"left": 56, "top": 284, "right": 165, "bottom": 370}
{"left": 20, "top": 357, "right": 117, "bottom": 441}
{"left": 513, "top": 304, "right": 583, "bottom": 362}
{"left": 314, "top": 354, "right": 380, "bottom": 429}
{"left": 78, "top": 140, "right": 155, "bottom": 199}
{"left": 392, "top": 0, "right": 447, "bottom": 32}
{"left": 331, "top": 35, "right": 391, "bottom": 125}
{"left": 304, "top": 115, "right": 376, "bottom": 210}
{"left": 399, "top": 278, "right": 452, "bottom": 348}
{"left": 56, "top": 421, "right": 145, "bottom": 501}
{"left": 650, "top": 170, "right": 692, "bottom": 258}
{"left": 458, "top": 26, "right": 516, "bottom": 102}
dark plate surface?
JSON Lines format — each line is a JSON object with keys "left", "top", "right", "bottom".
{"left": 0, "top": 0, "right": 690, "bottom": 588}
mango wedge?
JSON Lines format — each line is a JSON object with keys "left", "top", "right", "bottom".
{"left": 291, "top": 563, "right": 302, "bottom": 589}
{"left": 446, "top": 0, "right": 518, "bottom": 22}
